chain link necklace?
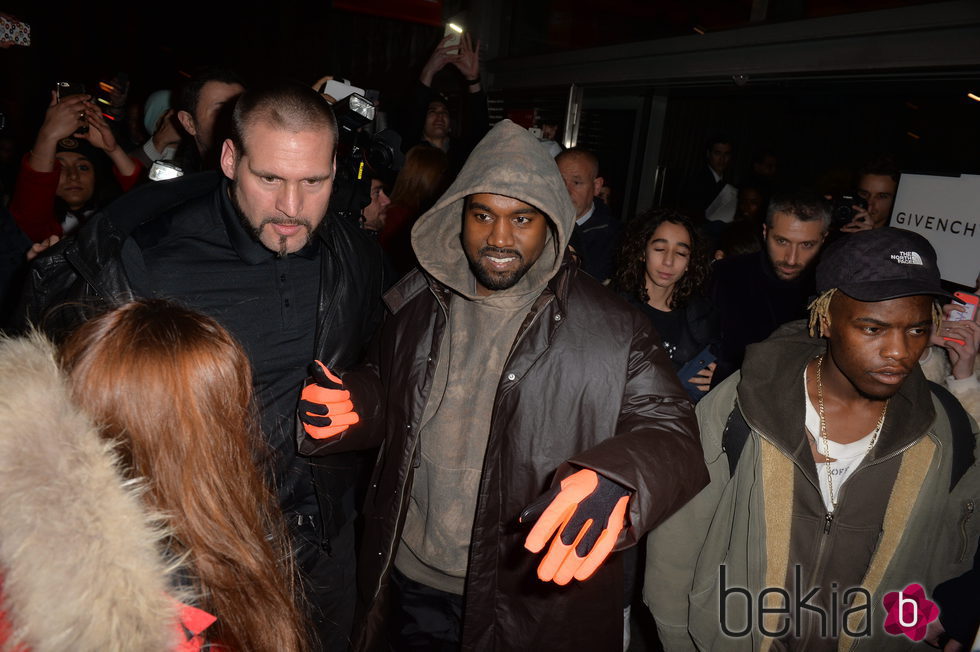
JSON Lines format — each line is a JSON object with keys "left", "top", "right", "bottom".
{"left": 814, "top": 354, "right": 888, "bottom": 512}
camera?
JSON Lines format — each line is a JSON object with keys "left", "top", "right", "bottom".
{"left": 829, "top": 193, "right": 868, "bottom": 227}
{"left": 326, "top": 86, "right": 403, "bottom": 222}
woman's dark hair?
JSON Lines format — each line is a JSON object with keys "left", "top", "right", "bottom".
{"left": 390, "top": 144, "right": 449, "bottom": 214}
{"left": 613, "top": 208, "right": 710, "bottom": 310}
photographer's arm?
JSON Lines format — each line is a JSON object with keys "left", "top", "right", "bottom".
{"left": 420, "top": 35, "right": 459, "bottom": 88}
{"left": 28, "top": 91, "right": 88, "bottom": 174}
{"left": 453, "top": 33, "right": 490, "bottom": 153}
{"left": 11, "top": 92, "right": 89, "bottom": 241}
{"left": 80, "top": 103, "right": 138, "bottom": 180}
{"left": 452, "top": 33, "right": 481, "bottom": 93}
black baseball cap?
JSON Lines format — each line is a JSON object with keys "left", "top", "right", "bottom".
{"left": 56, "top": 137, "right": 102, "bottom": 162}
{"left": 816, "top": 227, "right": 951, "bottom": 301}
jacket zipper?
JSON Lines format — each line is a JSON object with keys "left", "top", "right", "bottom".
{"left": 741, "top": 413, "right": 928, "bottom": 651}
{"left": 800, "top": 499, "right": 838, "bottom": 648}
{"left": 819, "top": 436, "right": 927, "bottom": 652}
{"left": 960, "top": 500, "right": 976, "bottom": 562}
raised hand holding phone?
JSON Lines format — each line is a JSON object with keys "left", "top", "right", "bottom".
{"left": 933, "top": 292, "right": 980, "bottom": 380}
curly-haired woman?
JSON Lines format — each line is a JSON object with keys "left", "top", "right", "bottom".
{"left": 614, "top": 208, "right": 718, "bottom": 401}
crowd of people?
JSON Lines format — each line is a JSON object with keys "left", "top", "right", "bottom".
{"left": 0, "top": 26, "right": 977, "bottom": 652}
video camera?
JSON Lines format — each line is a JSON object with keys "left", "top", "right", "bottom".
{"left": 323, "top": 80, "right": 403, "bottom": 222}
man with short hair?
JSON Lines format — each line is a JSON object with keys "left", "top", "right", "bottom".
{"left": 174, "top": 66, "right": 246, "bottom": 171}
{"left": 359, "top": 177, "right": 391, "bottom": 233}
{"left": 299, "top": 120, "right": 706, "bottom": 650}
{"left": 841, "top": 156, "right": 900, "bottom": 232}
{"left": 20, "top": 82, "right": 385, "bottom": 651}
{"left": 711, "top": 192, "right": 830, "bottom": 385}
{"left": 680, "top": 133, "right": 734, "bottom": 220}
{"left": 557, "top": 147, "right": 621, "bottom": 283}
{"left": 647, "top": 227, "right": 979, "bottom": 650}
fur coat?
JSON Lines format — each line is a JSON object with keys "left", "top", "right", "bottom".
{"left": 0, "top": 334, "right": 208, "bottom": 652}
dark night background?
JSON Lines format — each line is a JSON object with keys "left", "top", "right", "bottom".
{"left": 2, "top": 0, "right": 978, "bottom": 211}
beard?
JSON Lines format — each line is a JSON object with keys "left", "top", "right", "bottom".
{"left": 229, "top": 181, "right": 314, "bottom": 258}
{"left": 465, "top": 246, "right": 532, "bottom": 292}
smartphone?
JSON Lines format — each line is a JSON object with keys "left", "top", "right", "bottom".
{"left": 677, "top": 346, "right": 717, "bottom": 402}
{"left": 943, "top": 291, "right": 979, "bottom": 345}
{"left": 55, "top": 81, "right": 89, "bottom": 134}
{"left": 55, "top": 81, "right": 86, "bottom": 101}
{"left": 444, "top": 23, "right": 463, "bottom": 55}
{"left": 948, "top": 292, "right": 978, "bottom": 323}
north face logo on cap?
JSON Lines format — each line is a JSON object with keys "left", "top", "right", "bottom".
{"left": 889, "top": 251, "right": 924, "bottom": 265}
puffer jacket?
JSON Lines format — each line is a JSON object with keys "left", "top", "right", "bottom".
{"left": 304, "top": 120, "right": 707, "bottom": 651}
{"left": 645, "top": 321, "right": 980, "bottom": 651}
{"left": 0, "top": 334, "right": 213, "bottom": 651}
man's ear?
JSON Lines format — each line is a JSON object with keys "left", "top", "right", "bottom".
{"left": 762, "top": 224, "right": 769, "bottom": 240}
{"left": 219, "top": 139, "right": 238, "bottom": 180}
{"left": 592, "top": 176, "right": 604, "bottom": 198}
{"left": 177, "top": 110, "right": 197, "bottom": 137}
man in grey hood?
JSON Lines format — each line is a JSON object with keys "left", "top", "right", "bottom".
{"left": 298, "top": 119, "right": 707, "bottom": 651}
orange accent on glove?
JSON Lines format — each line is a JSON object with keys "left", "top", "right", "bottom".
{"left": 521, "top": 468, "right": 630, "bottom": 585}
{"left": 299, "top": 361, "right": 360, "bottom": 439}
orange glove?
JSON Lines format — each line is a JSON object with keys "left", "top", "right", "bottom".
{"left": 521, "top": 468, "right": 630, "bottom": 585}
{"left": 298, "top": 361, "right": 360, "bottom": 439}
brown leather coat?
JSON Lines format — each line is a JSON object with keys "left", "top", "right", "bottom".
{"left": 314, "top": 256, "right": 707, "bottom": 651}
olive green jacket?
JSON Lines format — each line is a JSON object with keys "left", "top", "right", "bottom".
{"left": 645, "top": 321, "right": 980, "bottom": 651}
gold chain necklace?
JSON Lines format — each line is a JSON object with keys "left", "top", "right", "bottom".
{"left": 814, "top": 354, "right": 888, "bottom": 512}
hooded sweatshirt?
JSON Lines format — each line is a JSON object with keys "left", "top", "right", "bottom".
{"left": 393, "top": 120, "right": 576, "bottom": 594}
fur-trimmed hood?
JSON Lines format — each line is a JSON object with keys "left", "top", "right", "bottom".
{"left": 0, "top": 334, "right": 180, "bottom": 651}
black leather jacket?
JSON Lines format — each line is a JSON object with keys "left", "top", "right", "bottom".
{"left": 16, "top": 171, "right": 385, "bottom": 536}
